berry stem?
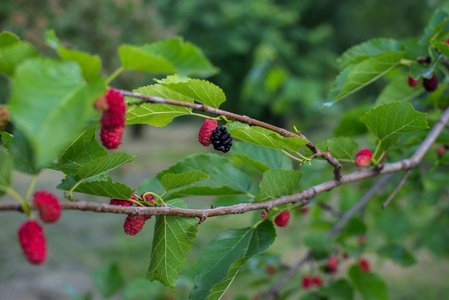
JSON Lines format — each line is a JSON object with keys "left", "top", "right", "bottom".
{"left": 281, "top": 149, "right": 311, "bottom": 164}
{"left": 146, "top": 192, "right": 166, "bottom": 206}
{"left": 67, "top": 179, "right": 86, "bottom": 201}
{"left": 105, "top": 66, "right": 124, "bottom": 85}
{"left": 4, "top": 187, "right": 31, "bottom": 216}
{"left": 24, "top": 175, "right": 38, "bottom": 204}
{"left": 189, "top": 112, "right": 221, "bottom": 120}
{"left": 399, "top": 59, "right": 414, "bottom": 66}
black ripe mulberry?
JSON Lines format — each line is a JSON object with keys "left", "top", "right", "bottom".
{"left": 210, "top": 126, "right": 233, "bottom": 153}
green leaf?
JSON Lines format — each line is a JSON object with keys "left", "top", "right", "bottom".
{"left": 77, "top": 152, "right": 135, "bottom": 179}
{"left": 230, "top": 142, "right": 293, "bottom": 173}
{"left": 377, "top": 243, "right": 417, "bottom": 267}
{"left": 55, "top": 127, "right": 108, "bottom": 175}
{"left": 321, "top": 279, "right": 354, "bottom": 300}
{"left": 255, "top": 169, "right": 302, "bottom": 202}
{"left": 409, "top": 52, "right": 442, "bottom": 80}
{"left": 375, "top": 75, "right": 423, "bottom": 105}
{"left": 361, "top": 101, "right": 428, "bottom": 152}
{"left": 312, "top": 137, "right": 359, "bottom": 162}
{"left": 157, "top": 154, "right": 252, "bottom": 200}
{"left": 419, "top": 10, "right": 449, "bottom": 44}
{"left": 334, "top": 52, "right": 404, "bottom": 103}
{"left": 160, "top": 170, "right": 209, "bottom": 192}
{"left": 0, "top": 41, "right": 39, "bottom": 77}
{"left": 58, "top": 175, "right": 133, "bottom": 199}
{"left": 190, "top": 220, "right": 276, "bottom": 300}
{"left": 0, "top": 132, "right": 12, "bottom": 150}
{"left": 125, "top": 84, "right": 193, "bottom": 127}
{"left": 433, "top": 40, "right": 449, "bottom": 57}
{"left": 0, "top": 31, "right": 20, "bottom": 48}
{"left": 228, "top": 123, "right": 308, "bottom": 152}
{"left": 0, "top": 150, "right": 13, "bottom": 195}
{"left": 92, "top": 263, "right": 125, "bottom": 298}
{"left": 159, "top": 76, "right": 226, "bottom": 109}
{"left": 324, "top": 65, "right": 353, "bottom": 106}
{"left": 58, "top": 48, "right": 102, "bottom": 82}
{"left": 337, "top": 38, "right": 402, "bottom": 69}
{"left": 304, "top": 232, "right": 331, "bottom": 253}
{"left": 119, "top": 37, "right": 218, "bottom": 77}
{"left": 10, "top": 129, "right": 39, "bottom": 174}
{"left": 348, "top": 265, "right": 389, "bottom": 300}
{"left": 9, "top": 58, "right": 105, "bottom": 169}
{"left": 147, "top": 199, "right": 199, "bottom": 289}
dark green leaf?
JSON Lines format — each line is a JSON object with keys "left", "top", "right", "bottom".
{"left": 419, "top": 10, "right": 449, "bottom": 44}
{"left": 325, "top": 65, "right": 353, "bottom": 105}
{"left": 9, "top": 58, "right": 105, "bottom": 169}
{"left": 335, "top": 52, "right": 404, "bottom": 103}
{"left": 92, "top": 263, "right": 125, "bottom": 298}
{"left": 433, "top": 40, "right": 449, "bottom": 57}
{"left": 321, "top": 279, "right": 354, "bottom": 300}
{"left": 348, "top": 265, "right": 389, "bottom": 300}
{"left": 119, "top": 37, "right": 218, "bottom": 77}
{"left": 377, "top": 243, "right": 417, "bottom": 267}
{"left": 0, "top": 150, "right": 13, "bottom": 195}
{"left": 157, "top": 154, "right": 252, "bottom": 200}
{"left": 337, "top": 38, "right": 402, "bottom": 69}
{"left": 58, "top": 48, "right": 102, "bottom": 82}
{"left": 125, "top": 84, "right": 193, "bottom": 127}
{"left": 77, "top": 152, "right": 135, "bottom": 179}
{"left": 55, "top": 127, "right": 107, "bottom": 175}
{"left": 190, "top": 220, "right": 276, "bottom": 300}
{"left": 10, "top": 129, "right": 39, "bottom": 174}
{"left": 255, "top": 169, "right": 302, "bottom": 202}
{"left": 160, "top": 170, "right": 209, "bottom": 192}
{"left": 58, "top": 175, "right": 133, "bottom": 199}
{"left": 147, "top": 199, "right": 199, "bottom": 289}
{"left": 375, "top": 75, "right": 424, "bottom": 105}
{"left": 361, "top": 101, "right": 428, "bottom": 152}
{"left": 230, "top": 142, "right": 292, "bottom": 173}
{"left": 409, "top": 52, "right": 442, "bottom": 80}
{"left": 0, "top": 132, "right": 12, "bottom": 150}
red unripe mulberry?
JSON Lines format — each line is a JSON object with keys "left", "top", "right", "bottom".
{"left": 18, "top": 220, "right": 46, "bottom": 264}
{"left": 358, "top": 258, "right": 371, "bottom": 272}
{"left": 33, "top": 190, "right": 61, "bottom": 223}
{"left": 198, "top": 119, "right": 218, "bottom": 146}
{"left": 100, "top": 88, "right": 126, "bottom": 149}
{"left": 301, "top": 275, "right": 312, "bottom": 289}
{"left": 311, "top": 276, "right": 323, "bottom": 287}
{"left": 423, "top": 74, "right": 438, "bottom": 92}
{"left": 274, "top": 211, "right": 290, "bottom": 227}
{"left": 326, "top": 255, "right": 338, "bottom": 273}
{"left": 355, "top": 148, "right": 373, "bottom": 167}
{"left": 123, "top": 215, "right": 147, "bottom": 235}
{"left": 407, "top": 76, "right": 419, "bottom": 87}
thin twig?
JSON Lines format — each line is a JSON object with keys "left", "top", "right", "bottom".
{"left": 381, "top": 168, "right": 412, "bottom": 209}
{"left": 119, "top": 89, "right": 343, "bottom": 180}
{"left": 316, "top": 200, "right": 343, "bottom": 217}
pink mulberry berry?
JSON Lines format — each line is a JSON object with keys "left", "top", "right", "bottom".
{"left": 274, "top": 211, "right": 290, "bottom": 227}
{"left": 301, "top": 275, "right": 312, "bottom": 289}
{"left": 100, "top": 126, "right": 124, "bottom": 149}
{"left": 100, "top": 89, "right": 126, "bottom": 149}
{"left": 32, "top": 190, "right": 61, "bottom": 223}
{"left": 123, "top": 215, "right": 147, "bottom": 236}
{"left": 355, "top": 149, "right": 373, "bottom": 167}
{"left": 407, "top": 76, "right": 419, "bottom": 87}
{"left": 311, "top": 276, "right": 323, "bottom": 287}
{"left": 198, "top": 119, "right": 218, "bottom": 146}
{"left": 18, "top": 220, "right": 46, "bottom": 264}
{"left": 358, "top": 258, "right": 371, "bottom": 272}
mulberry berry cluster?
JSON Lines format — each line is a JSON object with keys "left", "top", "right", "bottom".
{"left": 109, "top": 193, "right": 155, "bottom": 236}
{"left": 210, "top": 126, "right": 233, "bottom": 153}
{"left": 100, "top": 88, "right": 126, "bottom": 149}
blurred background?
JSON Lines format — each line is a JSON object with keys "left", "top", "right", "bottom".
{"left": 1, "top": 0, "right": 449, "bottom": 299}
